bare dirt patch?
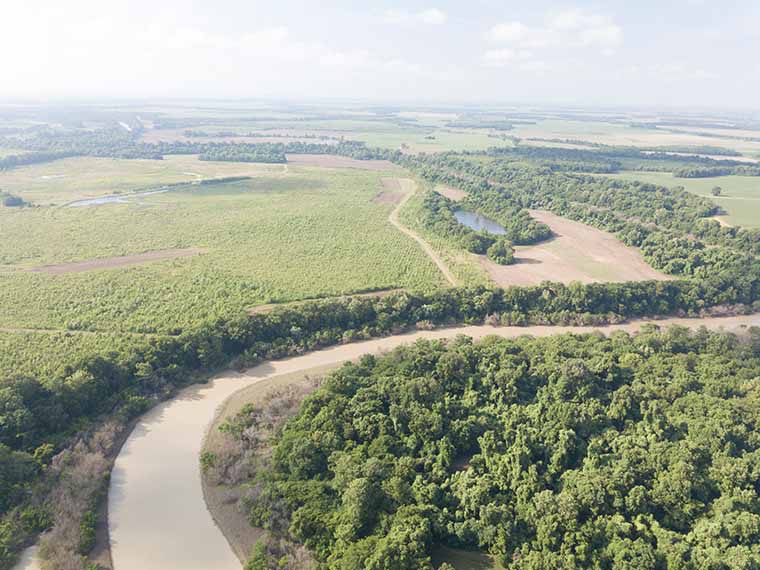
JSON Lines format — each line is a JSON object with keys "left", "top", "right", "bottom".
{"left": 482, "top": 210, "right": 671, "bottom": 286}
{"left": 710, "top": 215, "right": 733, "bottom": 227}
{"left": 434, "top": 185, "right": 469, "bottom": 202}
{"left": 30, "top": 248, "right": 204, "bottom": 275}
{"left": 373, "top": 178, "right": 405, "bottom": 204}
{"left": 285, "top": 154, "right": 396, "bottom": 170}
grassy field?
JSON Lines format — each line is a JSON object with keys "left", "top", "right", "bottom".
{"left": 0, "top": 165, "right": 445, "bottom": 334}
{"left": 600, "top": 170, "right": 760, "bottom": 228}
{"left": 0, "top": 155, "right": 288, "bottom": 205}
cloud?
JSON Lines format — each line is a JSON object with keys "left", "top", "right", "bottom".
{"left": 482, "top": 48, "right": 533, "bottom": 67}
{"left": 384, "top": 8, "right": 447, "bottom": 25}
{"left": 486, "top": 7, "right": 623, "bottom": 50}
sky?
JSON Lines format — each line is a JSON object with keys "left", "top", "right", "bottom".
{"left": 2, "top": 0, "right": 759, "bottom": 109}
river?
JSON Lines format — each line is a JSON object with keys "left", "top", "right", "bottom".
{"left": 104, "top": 314, "right": 758, "bottom": 570}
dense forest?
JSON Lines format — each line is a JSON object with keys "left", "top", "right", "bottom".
{"left": 230, "top": 329, "right": 760, "bottom": 569}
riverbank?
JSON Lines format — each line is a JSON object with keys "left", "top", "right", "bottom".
{"left": 191, "top": 314, "right": 760, "bottom": 569}
{"left": 201, "top": 364, "right": 340, "bottom": 564}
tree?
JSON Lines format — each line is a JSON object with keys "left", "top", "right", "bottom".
{"left": 712, "top": 186, "right": 722, "bottom": 196}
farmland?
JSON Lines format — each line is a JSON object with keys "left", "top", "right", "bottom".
{"left": 481, "top": 210, "right": 671, "bottom": 286}
{"left": 0, "top": 163, "right": 445, "bottom": 335}
{"left": 0, "top": 155, "right": 289, "bottom": 205}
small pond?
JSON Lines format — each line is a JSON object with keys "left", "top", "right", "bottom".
{"left": 67, "top": 188, "right": 170, "bottom": 207}
{"left": 454, "top": 210, "right": 507, "bottom": 235}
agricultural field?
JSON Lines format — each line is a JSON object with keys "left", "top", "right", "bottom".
{"left": 515, "top": 119, "right": 760, "bottom": 156}
{"left": 600, "top": 170, "right": 760, "bottom": 228}
{"left": 0, "top": 164, "right": 446, "bottom": 335}
{"left": 0, "top": 155, "right": 288, "bottom": 205}
{"left": 481, "top": 210, "right": 671, "bottom": 286}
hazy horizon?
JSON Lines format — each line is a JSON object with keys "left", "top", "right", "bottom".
{"left": 4, "top": 0, "right": 760, "bottom": 110}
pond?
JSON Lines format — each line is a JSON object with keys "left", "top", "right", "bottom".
{"left": 67, "top": 188, "right": 170, "bottom": 207}
{"left": 454, "top": 210, "right": 506, "bottom": 235}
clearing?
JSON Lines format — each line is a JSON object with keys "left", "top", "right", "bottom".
{"left": 29, "top": 248, "right": 204, "bottom": 275}
{"left": 434, "top": 184, "right": 469, "bottom": 201}
{"left": 481, "top": 210, "right": 671, "bottom": 286}
{"left": 373, "top": 177, "right": 406, "bottom": 204}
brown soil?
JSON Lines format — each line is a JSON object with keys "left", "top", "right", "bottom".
{"left": 373, "top": 178, "right": 405, "bottom": 204}
{"left": 285, "top": 154, "right": 396, "bottom": 170}
{"left": 482, "top": 210, "right": 671, "bottom": 287}
{"left": 434, "top": 185, "right": 468, "bottom": 202}
{"left": 29, "top": 248, "right": 204, "bottom": 275}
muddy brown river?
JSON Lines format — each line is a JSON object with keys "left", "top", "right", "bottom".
{"left": 78, "top": 315, "right": 760, "bottom": 569}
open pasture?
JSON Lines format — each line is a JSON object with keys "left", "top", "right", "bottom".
{"left": 481, "top": 210, "right": 671, "bottom": 286}
{"left": 0, "top": 166, "right": 445, "bottom": 334}
{"left": 0, "top": 155, "right": 287, "bottom": 204}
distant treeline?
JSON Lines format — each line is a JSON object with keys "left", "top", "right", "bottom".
{"left": 674, "top": 165, "right": 760, "bottom": 178}
{"left": 0, "top": 150, "right": 77, "bottom": 171}
{"left": 183, "top": 130, "right": 337, "bottom": 141}
{"left": 446, "top": 120, "right": 515, "bottom": 131}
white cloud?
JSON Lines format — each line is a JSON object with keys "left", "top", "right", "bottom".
{"left": 482, "top": 48, "right": 533, "bottom": 67}
{"left": 486, "top": 7, "right": 623, "bottom": 50}
{"left": 384, "top": 8, "right": 447, "bottom": 25}
{"left": 486, "top": 22, "right": 530, "bottom": 43}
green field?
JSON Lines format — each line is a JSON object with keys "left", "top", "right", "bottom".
{"left": 600, "top": 170, "right": 760, "bottom": 228}
{"left": 0, "top": 155, "right": 287, "bottom": 205}
{"left": 0, "top": 165, "right": 445, "bottom": 335}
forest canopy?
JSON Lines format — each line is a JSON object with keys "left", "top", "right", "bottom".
{"left": 243, "top": 328, "right": 760, "bottom": 569}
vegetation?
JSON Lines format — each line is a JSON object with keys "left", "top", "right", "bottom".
{"left": 240, "top": 328, "right": 760, "bottom": 569}
{"left": 597, "top": 171, "right": 760, "bottom": 229}
{"left": 0, "top": 171, "right": 444, "bottom": 333}
{"left": 415, "top": 191, "right": 548, "bottom": 260}
{"left": 2, "top": 104, "right": 760, "bottom": 568}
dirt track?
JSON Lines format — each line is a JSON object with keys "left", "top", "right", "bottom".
{"left": 387, "top": 178, "right": 458, "bottom": 286}
{"left": 29, "top": 248, "right": 203, "bottom": 275}
{"left": 483, "top": 210, "right": 670, "bottom": 286}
